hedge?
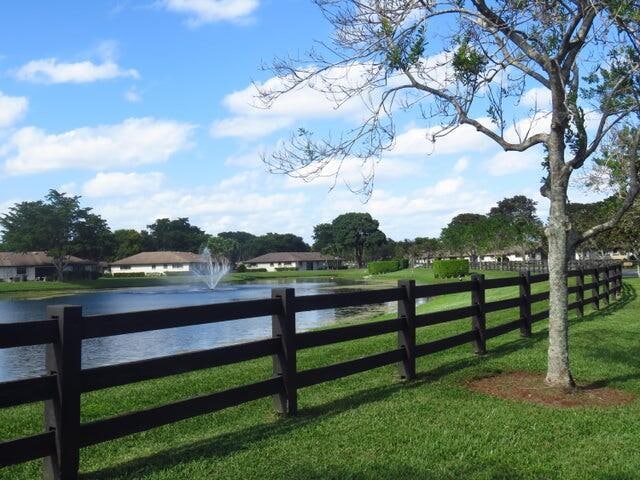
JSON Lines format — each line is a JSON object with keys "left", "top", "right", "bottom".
{"left": 368, "top": 260, "right": 404, "bottom": 275}
{"left": 111, "top": 272, "right": 148, "bottom": 278}
{"left": 433, "top": 259, "right": 470, "bottom": 279}
{"left": 275, "top": 267, "right": 297, "bottom": 272}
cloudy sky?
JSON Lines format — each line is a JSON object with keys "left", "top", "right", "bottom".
{"left": 0, "top": 1, "right": 597, "bottom": 242}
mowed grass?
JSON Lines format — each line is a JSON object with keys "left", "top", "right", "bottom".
{"left": 1, "top": 276, "right": 638, "bottom": 479}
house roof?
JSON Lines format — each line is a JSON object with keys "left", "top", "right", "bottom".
{"left": 0, "top": 251, "right": 95, "bottom": 267}
{"left": 111, "top": 251, "right": 206, "bottom": 266}
{"left": 245, "top": 252, "right": 340, "bottom": 263}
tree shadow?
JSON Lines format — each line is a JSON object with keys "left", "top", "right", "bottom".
{"left": 83, "top": 283, "right": 636, "bottom": 479}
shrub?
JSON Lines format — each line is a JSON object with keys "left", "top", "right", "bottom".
{"left": 433, "top": 259, "right": 470, "bottom": 279}
{"left": 111, "top": 272, "right": 148, "bottom": 278}
{"left": 396, "top": 258, "right": 410, "bottom": 269}
{"left": 368, "top": 260, "right": 401, "bottom": 274}
{"left": 275, "top": 267, "right": 297, "bottom": 272}
{"left": 236, "top": 264, "right": 247, "bottom": 273}
{"left": 246, "top": 268, "right": 268, "bottom": 272}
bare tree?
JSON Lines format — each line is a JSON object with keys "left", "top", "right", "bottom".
{"left": 259, "top": 1, "right": 640, "bottom": 388}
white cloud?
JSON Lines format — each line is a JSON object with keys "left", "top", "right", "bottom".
{"left": 124, "top": 87, "right": 142, "bottom": 103}
{"left": 14, "top": 58, "right": 139, "bottom": 84}
{"left": 211, "top": 115, "right": 291, "bottom": 139}
{"left": 82, "top": 172, "right": 165, "bottom": 197}
{"left": 284, "top": 156, "right": 419, "bottom": 189}
{"left": 0, "top": 91, "right": 28, "bottom": 128}
{"left": 212, "top": 63, "right": 374, "bottom": 139}
{"left": 485, "top": 149, "right": 542, "bottom": 176}
{"left": 504, "top": 112, "right": 551, "bottom": 144}
{"left": 95, "top": 186, "right": 307, "bottom": 233}
{"left": 161, "top": 0, "right": 260, "bottom": 26}
{"left": 224, "top": 148, "right": 264, "bottom": 168}
{"left": 390, "top": 119, "right": 496, "bottom": 156}
{"left": 2, "top": 117, "right": 194, "bottom": 175}
{"left": 453, "top": 157, "right": 469, "bottom": 173}
{"left": 521, "top": 87, "right": 552, "bottom": 110}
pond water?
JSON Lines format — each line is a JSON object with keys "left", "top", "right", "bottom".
{"left": 0, "top": 279, "right": 398, "bottom": 382}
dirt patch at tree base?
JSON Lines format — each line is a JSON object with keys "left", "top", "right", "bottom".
{"left": 466, "top": 371, "right": 635, "bottom": 408}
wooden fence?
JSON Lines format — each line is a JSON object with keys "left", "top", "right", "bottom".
{"left": 470, "top": 260, "right": 621, "bottom": 274}
{"left": 0, "top": 265, "right": 624, "bottom": 479}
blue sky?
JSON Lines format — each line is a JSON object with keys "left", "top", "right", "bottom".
{"left": 0, "top": 1, "right": 598, "bottom": 242}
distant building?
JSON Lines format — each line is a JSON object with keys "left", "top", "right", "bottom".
{"left": 243, "top": 252, "right": 341, "bottom": 272}
{"left": 0, "top": 252, "right": 98, "bottom": 281}
{"left": 110, "top": 251, "right": 207, "bottom": 276}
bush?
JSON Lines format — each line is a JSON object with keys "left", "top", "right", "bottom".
{"left": 396, "top": 258, "right": 410, "bottom": 269}
{"left": 433, "top": 259, "right": 470, "bottom": 279}
{"left": 111, "top": 272, "right": 148, "bottom": 278}
{"left": 236, "top": 264, "right": 247, "bottom": 273}
{"left": 245, "top": 268, "right": 268, "bottom": 272}
{"left": 368, "top": 260, "right": 401, "bottom": 274}
{"left": 275, "top": 267, "right": 297, "bottom": 272}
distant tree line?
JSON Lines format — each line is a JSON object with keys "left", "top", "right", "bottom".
{"left": 1, "top": 190, "right": 633, "bottom": 279}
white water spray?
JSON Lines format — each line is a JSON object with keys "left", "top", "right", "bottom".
{"left": 192, "top": 247, "right": 230, "bottom": 290}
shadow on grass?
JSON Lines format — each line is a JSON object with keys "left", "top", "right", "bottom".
{"left": 83, "top": 283, "right": 636, "bottom": 480}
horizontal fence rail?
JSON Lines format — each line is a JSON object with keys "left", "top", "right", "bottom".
{"left": 0, "top": 264, "right": 624, "bottom": 479}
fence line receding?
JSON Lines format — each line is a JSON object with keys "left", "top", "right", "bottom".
{"left": 0, "top": 265, "right": 624, "bottom": 479}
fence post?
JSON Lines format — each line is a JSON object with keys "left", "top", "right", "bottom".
{"left": 576, "top": 269, "right": 585, "bottom": 318}
{"left": 603, "top": 266, "right": 610, "bottom": 306}
{"left": 44, "top": 305, "right": 82, "bottom": 480}
{"left": 471, "top": 273, "right": 486, "bottom": 354}
{"left": 397, "top": 280, "right": 416, "bottom": 380}
{"left": 519, "top": 271, "right": 532, "bottom": 337}
{"left": 592, "top": 269, "right": 600, "bottom": 310}
{"left": 271, "top": 288, "right": 297, "bottom": 415}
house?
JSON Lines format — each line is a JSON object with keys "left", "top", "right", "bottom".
{"left": 0, "top": 252, "right": 98, "bottom": 281}
{"left": 110, "top": 251, "right": 208, "bottom": 276}
{"left": 243, "top": 252, "right": 341, "bottom": 272}
{"left": 481, "top": 248, "right": 545, "bottom": 263}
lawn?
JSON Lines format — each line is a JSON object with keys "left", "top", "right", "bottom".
{"left": 0, "top": 277, "right": 637, "bottom": 479}
{"left": 0, "top": 266, "right": 495, "bottom": 298}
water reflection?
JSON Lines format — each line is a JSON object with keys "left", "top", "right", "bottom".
{"left": 0, "top": 279, "right": 406, "bottom": 381}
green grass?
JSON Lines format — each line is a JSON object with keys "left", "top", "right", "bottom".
{"left": 0, "top": 267, "right": 503, "bottom": 298}
{"left": 1, "top": 277, "right": 637, "bottom": 479}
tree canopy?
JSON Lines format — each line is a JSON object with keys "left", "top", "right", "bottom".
{"left": 0, "top": 190, "right": 111, "bottom": 280}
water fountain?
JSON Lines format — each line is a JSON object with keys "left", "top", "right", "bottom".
{"left": 192, "top": 246, "right": 230, "bottom": 290}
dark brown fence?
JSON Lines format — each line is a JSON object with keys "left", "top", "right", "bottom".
{"left": 0, "top": 265, "right": 624, "bottom": 479}
{"left": 470, "top": 259, "right": 621, "bottom": 274}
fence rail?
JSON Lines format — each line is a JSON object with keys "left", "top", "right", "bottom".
{"left": 0, "top": 264, "right": 624, "bottom": 479}
{"left": 470, "top": 259, "right": 621, "bottom": 274}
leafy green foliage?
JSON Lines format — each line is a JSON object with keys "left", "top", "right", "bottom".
{"left": 0, "top": 190, "right": 112, "bottom": 280}
{"left": 367, "top": 260, "right": 403, "bottom": 274}
{"left": 207, "top": 236, "right": 238, "bottom": 261}
{"left": 433, "top": 259, "right": 470, "bottom": 278}
{"left": 330, "top": 212, "right": 386, "bottom": 267}
{"left": 145, "top": 218, "right": 208, "bottom": 253}
{"left": 452, "top": 41, "right": 487, "bottom": 84}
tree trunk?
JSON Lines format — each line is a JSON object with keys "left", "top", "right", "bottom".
{"left": 54, "top": 258, "right": 65, "bottom": 282}
{"left": 545, "top": 130, "right": 575, "bottom": 389}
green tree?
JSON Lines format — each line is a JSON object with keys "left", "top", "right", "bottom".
{"left": 489, "top": 196, "right": 544, "bottom": 258}
{"left": 146, "top": 218, "right": 208, "bottom": 253}
{"left": 207, "top": 235, "right": 238, "bottom": 262}
{"left": 246, "top": 233, "right": 310, "bottom": 257}
{"left": 440, "top": 214, "right": 492, "bottom": 261}
{"left": 0, "top": 190, "right": 107, "bottom": 280}
{"left": 218, "top": 231, "right": 257, "bottom": 262}
{"left": 611, "top": 204, "right": 640, "bottom": 277}
{"left": 74, "top": 213, "right": 114, "bottom": 261}
{"left": 260, "top": 1, "right": 640, "bottom": 388}
{"left": 112, "top": 229, "right": 145, "bottom": 260}
{"left": 331, "top": 212, "right": 382, "bottom": 267}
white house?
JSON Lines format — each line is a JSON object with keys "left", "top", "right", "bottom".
{"left": 243, "top": 252, "right": 341, "bottom": 272}
{"left": 110, "top": 251, "right": 208, "bottom": 276}
{"left": 0, "top": 252, "right": 98, "bottom": 281}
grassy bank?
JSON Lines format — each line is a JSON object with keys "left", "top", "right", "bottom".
{"left": 0, "top": 267, "right": 492, "bottom": 298}
{"left": 1, "top": 277, "right": 637, "bottom": 479}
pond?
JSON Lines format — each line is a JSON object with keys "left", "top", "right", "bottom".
{"left": 0, "top": 279, "right": 400, "bottom": 382}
